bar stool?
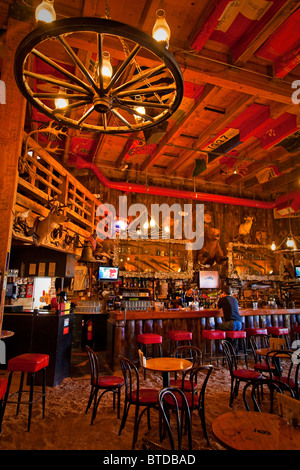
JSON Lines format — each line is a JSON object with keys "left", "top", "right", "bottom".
{"left": 244, "top": 328, "right": 268, "bottom": 337}
{"left": 266, "top": 326, "right": 290, "bottom": 348}
{"left": 138, "top": 333, "right": 162, "bottom": 378}
{"left": 2, "top": 353, "right": 49, "bottom": 431}
{"left": 168, "top": 330, "right": 192, "bottom": 355}
{"left": 225, "top": 331, "right": 248, "bottom": 368}
{"left": 294, "top": 325, "right": 300, "bottom": 340}
{"left": 202, "top": 330, "right": 226, "bottom": 365}
{"left": 0, "top": 378, "right": 8, "bottom": 434}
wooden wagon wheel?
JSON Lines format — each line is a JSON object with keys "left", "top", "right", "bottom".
{"left": 14, "top": 17, "right": 184, "bottom": 134}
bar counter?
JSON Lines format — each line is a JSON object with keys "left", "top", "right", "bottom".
{"left": 106, "top": 307, "right": 300, "bottom": 370}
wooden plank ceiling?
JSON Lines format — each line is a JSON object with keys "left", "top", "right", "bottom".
{"left": 1, "top": 0, "right": 300, "bottom": 203}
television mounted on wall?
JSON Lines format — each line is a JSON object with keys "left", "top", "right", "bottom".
{"left": 199, "top": 271, "right": 219, "bottom": 289}
{"left": 98, "top": 266, "right": 119, "bottom": 281}
{"left": 295, "top": 266, "right": 300, "bottom": 279}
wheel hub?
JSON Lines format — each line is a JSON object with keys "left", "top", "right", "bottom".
{"left": 93, "top": 95, "right": 111, "bottom": 113}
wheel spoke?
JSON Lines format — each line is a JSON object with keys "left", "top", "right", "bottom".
{"left": 117, "top": 98, "right": 170, "bottom": 110}
{"left": 77, "top": 105, "right": 95, "bottom": 125}
{"left": 33, "top": 93, "right": 89, "bottom": 100}
{"left": 111, "top": 109, "right": 132, "bottom": 128}
{"left": 31, "top": 49, "right": 92, "bottom": 93}
{"left": 24, "top": 71, "right": 92, "bottom": 94}
{"left": 117, "top": 104, "right": 154, "bottom": 123}
{"left": 111, "top": 64, "right": 167, "bottom": 95}
{"left": 97, "top": 33, "right": 104, "bottom": 92}
{"left": 115, "top": 85, "right": 176, "bottom": 98}
{"left": 105, "top": 44, "right": 141, "bottom": 93}
{"left": 53, "top": 100, "right": 92, "bottom": 115}
{"left": 58, "top": 35, "right": 100, "bottom": 93}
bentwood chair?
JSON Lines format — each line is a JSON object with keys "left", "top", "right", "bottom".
{"left": 221, "top": 339, "right": 262, "bottom": 407}
{"left": 164, "top": 364, "right": 213, "bottom": 446}
{"left": 142, "top": 387, "right": 192, "bottom": 451}
{"left": 243, "top": 378, "right": 295, "bottom": 413}
{"left": 170, "top": 345, "right": 202, "bottom": 391}
{"left": 266, "top": 350, "right": 300, "bottom": 400}
{"left": 85, "top": 346, "right": 124, "bottom": 425}
{"left": 118, "top": 355, "right": 159, "bottom": 449}
{"left": 250, "top": 334, "right": 276, "bottom": 376}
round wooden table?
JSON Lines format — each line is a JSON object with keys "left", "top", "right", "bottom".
{"left": 255, "top": 348, "right": 292, "bottom": 358}
{"left": 143, "top": 357, "right": 192, "bottom": 387}
{"left": 0, "top": 330, "right": 14, "bottom": 339}
{"left": 212, "top": 410, "right": 300, "bottom": 450}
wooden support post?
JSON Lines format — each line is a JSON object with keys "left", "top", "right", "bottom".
{"left": 0, "top": 19, "right": 31, "bottom": 332}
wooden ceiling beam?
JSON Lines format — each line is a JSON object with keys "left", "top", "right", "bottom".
{"left": 233, "top": 1, "right": 300, "bottom": 66}
{"left": 166, "top": 93, "right": 256, "bottom": 175}
{"left": 140, "top": 83, "right": 218, "bottom": 172}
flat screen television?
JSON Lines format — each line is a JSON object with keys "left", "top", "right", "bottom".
{"left": 199, "top": 270, "right": 219, "bottom": 289}
{"left": 98, "top": 266, "right": 119, "bottom": 281}
{"left": 295, "top": 265, "right": 300, "bottom": 279}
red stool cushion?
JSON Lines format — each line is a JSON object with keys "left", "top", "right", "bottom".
{"left": 130, "top": 389, "right": 159, "bottom": 405}
{"left": 94, "top": 376, "right": 124, "bottom": 388}
{"left": 168, "top": 330, "right": 192, "bottom": 341}
{"left": 294, "top": 325, "right": 300, "bottom": 333}
{"left": 0, "top": 378, "right": 8, "bottom": 399}
{"left": 202, "top": 330, "right": 226, "bottom": 340}
{"left": 8, "top": 353, "right": 49, "bottom": 373}
{"left": 226, "top": 331, "right": 246, "bottom": 339}
{"left": 266, "top": 327, "right": 289, "bottom": 335}
{"left": 169, "top": 379, "right": 193, "bottom": 392}
{"left": 244, "top": 328, "right": 268, "bottom": 336}
{"left": 137, "top": 333, "right": 162, "bottom": 345}
{"left": 233, "top": 370, "right": 262, "bottom": 380}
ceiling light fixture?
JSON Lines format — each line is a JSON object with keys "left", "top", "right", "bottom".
{"left": 152, "top": 9, "right": 171, "bottom": 48}
{"left": 35, "top": 0, "right": 56, "bottom": 23}
{"left": 14, "top": 16, "right": 183, "bottom": 134}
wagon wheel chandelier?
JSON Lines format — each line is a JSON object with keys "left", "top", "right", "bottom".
{"left": 14, "top": 13, "right": 184, "bottom": 134}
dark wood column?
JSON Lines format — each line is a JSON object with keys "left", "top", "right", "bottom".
{"left": 0, "top": 18, "right": 31, "bottom": 332}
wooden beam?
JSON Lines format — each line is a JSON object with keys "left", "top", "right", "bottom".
{"left": 166, "top": 94, "right": 256, "bottom": 175}
{"left": 0, "top": 19, "right": 31, "bottom": 331}
{"left": 140, "top": 84, "right": 218, "bottom": 171}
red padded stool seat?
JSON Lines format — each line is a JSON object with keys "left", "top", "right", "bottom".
{"left": 0, "top": 378, "right": 8, "bottom": 434}
{"left": 226, "top": 331, "right": 248, "bottom": 368}
{"left": 267, "top": 327, "right": 289, "bottom": 336}
{"left": 138, "top": 333, "right": 162, "bottom": 378}
{"left": 2, "top": 353, "right": 49, "bottom": 431}
{"left": 202, "top": 330, "right": 226, "bottom": 340}
{"left": 295, "top": 325, "right": 300, "bottom": 340}
{"left": 8, "top": 353, "right": 49, "bottom": 372}
{"left": 202, "top": 330, "right": 226, "bottom": 364}
{"left": 137, "top": 333, "right": 162, "bottom": 345}
{"left": 267, "top": 326, "right": 290, "bottom": 347}
{"left": 244, "top": 328, "right": 268, "bottom": 336}
{"left": 168, "top": 330, "right": 192, "bottom": 355}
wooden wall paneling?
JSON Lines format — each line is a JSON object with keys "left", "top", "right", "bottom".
{"left": 0, "top": 19, "right": 32, "bottom": 332}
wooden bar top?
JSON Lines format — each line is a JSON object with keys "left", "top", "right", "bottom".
{"left": 109, "top": 307, "right": 300, "bottom": 321}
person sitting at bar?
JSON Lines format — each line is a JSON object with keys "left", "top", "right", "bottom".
{"left": 217, "top": 286, "right": 243, "bottom": 331}
{"left": 185, "top": 288, "right": 194, "bottom": 306}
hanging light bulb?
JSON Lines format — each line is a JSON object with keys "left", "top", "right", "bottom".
{"left": 134, "top": 95, "right": 145, "bottom": 124}
{"left": 150, "top": 218, "right": 156, "bottom": 228}
{"left": 35, "top": 0, "right": 56, "bottom": 23}
{"left": 152, "top": 9, "right": 171, "bottom": 48}
{"left": 100, "top": 51, "right": 113, "bottom": 87}
{"left": 143, "top": 220, "right": 149, "bottom": 230}
{"left": 55, "top": 88, "right": 69, "bottom": 109}
{"left": 271, "top": 241, "right": 276, "bottom": 251}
